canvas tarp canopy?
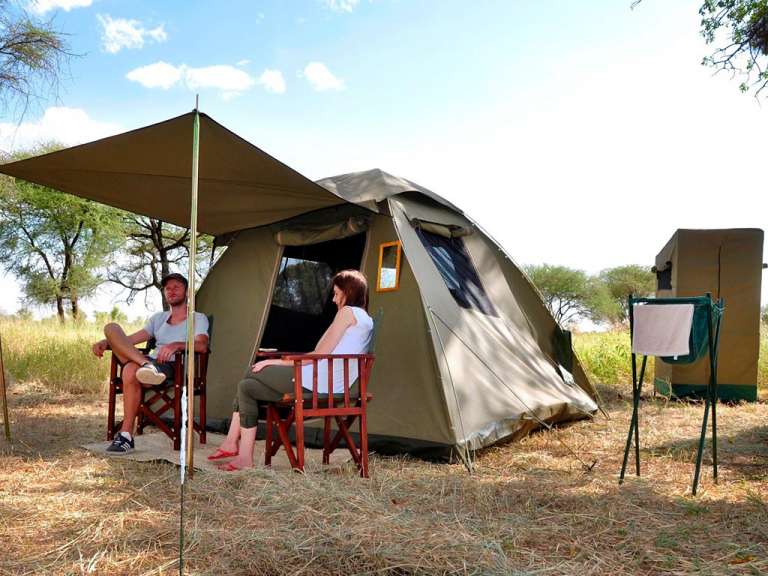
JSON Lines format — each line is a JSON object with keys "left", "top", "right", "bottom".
{"left": 0, "top": 111, "right": 600, "bottom": 455}
{"left": 0, "top": 111, "right": 345, "bottom": 235}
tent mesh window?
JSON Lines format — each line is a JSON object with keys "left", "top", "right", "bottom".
{"left": 415, "top": 228, "right": 497, "bottom": 316}
{"left": 272, "top": 257, "right": 333, "bottom": 315}
{"left": 261, "top": 233, "right": 367, "bottom": 352}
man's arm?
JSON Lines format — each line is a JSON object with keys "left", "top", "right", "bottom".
{"left": 126, "top": 329, "right": 152, "bottom": 345}
{"left": 155, "top": 334, "right": 209, "bottom": 363}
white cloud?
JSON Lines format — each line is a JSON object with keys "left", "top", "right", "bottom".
{"left": 28, "top": 0, "right": 92, "bottom": 15}
{"left": 236, "top": 59, "right": 250, "bottom": 67}
{"left": 98, "top": 14, "right": 168, "bottom": 54}
{"left": 258, "top": 69, "right": 286, "bottom": 94}
{"left": 0, "top": 107, "right": 120, "bottom": 152}
{"left": 322, "top": 0, "right": 359, "bottom": 12}
{"left": 185, "top": 65, "right": 255, "bottom": 93}
{"left": 303, "top": 62, "right": 344, "bottom": 91}
{"left": 126, "top": 61, "right": 182, "bottom": 90}
{"left": 127, "top": 61, "right": 285, "bottom": 98}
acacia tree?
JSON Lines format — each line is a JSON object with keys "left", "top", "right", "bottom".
{"left": 700, "top": 0, "right": 768, "bottom": 96}
{"left": 598, "top": 264, "right": 656, "bottom": 323}
{"left": 108, "top": 216, "right": 215, "bottom": 310}
{"left": 633, "top": 1, "right": 768, "bottom": 97}
{"left": 0, "top": 152, "right": 123, "bottom": 321}
{"left": 524, "top": 264, "right": 608, "bottom": 327}
{"left": 0, "top": 2, "right": 72, "bottom": 117}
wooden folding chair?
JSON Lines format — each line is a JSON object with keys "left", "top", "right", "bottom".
{"left": 261, "top": 352, "right": 375, "bottom": 476}
{"left": 106, "top": 320, "right": 211, "bottom": 450}
{"left": 260, "top": 310, "right": 381, "bottom": 477}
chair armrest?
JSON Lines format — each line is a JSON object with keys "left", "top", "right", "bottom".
{"left": 256, "top": 351, "right": 302, "bottom": 359}
{"left": 277, "top": 353, "right": 375, "bottom": 406}
{"left": 282, "top": 353, "right": 374, "bottom": 361}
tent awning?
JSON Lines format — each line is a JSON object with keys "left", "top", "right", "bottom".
{"left": 0, "top": 111, "right": 346, "bottom": 235}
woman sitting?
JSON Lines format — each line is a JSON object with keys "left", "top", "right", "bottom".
{"left": 211, "top": 269, "right": 373, "bottom": 471}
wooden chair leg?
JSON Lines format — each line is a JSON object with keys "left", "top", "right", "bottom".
{"left": 107, "top": 382, "right": 117, "bottom": 440}
{"left": 137, "top": 389, "right": 146, "bottom": 436}
{"left": 275, "top": 414, "right": 299, "bottom": 469}
{"left": 172, "top": 381, "right": 182, "bottom": 451}
{"left": 360, "top": 408, "right": 369, "bottom": 479}
{"left": 334, "top": 416, "right": 362, "bottom": 468}
{"left": 295, "top": 409, "right": 305, "bottom": 473}
{"left": 265, "top": 407, "right": 274, "bottom": 467}
{"left": 322, "top": 417, "right": 331, "bottom": 465}
{"left": 198, "top": 387, "right": 207, "bottom": 445}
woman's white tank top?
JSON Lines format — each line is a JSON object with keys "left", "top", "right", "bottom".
{"left": 301, "top": 306, "right": 373, "bottom": 394}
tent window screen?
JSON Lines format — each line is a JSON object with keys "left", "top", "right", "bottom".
{"left": 272, "top": 256, "right": 333, "bottom": 315}
{"left": 415, "top": 228, "right": 497, "bottom": 316}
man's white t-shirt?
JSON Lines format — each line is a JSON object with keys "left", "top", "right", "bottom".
{"left": 143, "top": 311, "right": 209, "bottom": 360}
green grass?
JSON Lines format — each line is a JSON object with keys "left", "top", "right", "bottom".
{"left": 574, "top": 326, "right": 768, "bottom": 392}
{"left": 1, "top": 318, "right": 766, "bottom": 396}
{"left": 0, "top": 318, "right": 141, "bottom": 394}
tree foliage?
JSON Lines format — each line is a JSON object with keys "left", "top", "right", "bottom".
{"left": 0, "top": 1, "right": 72, "bottom": 117}
{"left": 524, "top": 264, "right": 600, "bottom": 327}
{"left": 526, "top": 263, "right": 656, "bottom": 327}
{"left": 700, "top": 0, "right": 768, "bottom": 97}
{"left": 598, "top": 264, "right": 656, "bottom": 323}
{"left": 107, "top": 216, "right": 216, "bottom": 310}
{"left": 0, "top": 147, "right": 123, "bottom": 321}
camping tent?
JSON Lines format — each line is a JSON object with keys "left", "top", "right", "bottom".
{"left": 0, "top": 111, "right": 598, "bottom": 456}
{"left": 653, "top": 228, "right": 764, "bottom": 402}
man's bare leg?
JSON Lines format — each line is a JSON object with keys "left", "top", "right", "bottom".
{"left": 120, "top": 363, "right": 142, "bottom": 435}
{"left": 103, "top": 323, "right": 147, "bottom": 366}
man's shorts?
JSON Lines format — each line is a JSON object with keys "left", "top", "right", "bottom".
{"left": 144, "top": 357, "right": 176, "bottom": 381}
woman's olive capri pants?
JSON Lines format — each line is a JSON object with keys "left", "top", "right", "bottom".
{"left": 234, "top": 365, "right": 295, "bottom": 429}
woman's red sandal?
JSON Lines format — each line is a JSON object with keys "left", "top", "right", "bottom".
{"left": 207, "top": 448, "right": 238, "bottom": 461}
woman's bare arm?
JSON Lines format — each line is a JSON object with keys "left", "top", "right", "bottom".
{"left": 251, "top": 307, "right": 356, "bottom": 372}
{"left": 313, "top": 306, "right": 355, "bottom": 354}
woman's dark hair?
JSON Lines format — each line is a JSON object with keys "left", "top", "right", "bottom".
{"left": 332, "top": 269, "right": 368, "bottom": 310}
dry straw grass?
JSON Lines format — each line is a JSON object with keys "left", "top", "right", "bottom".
{"left": 1, "top": 380, "right": 766, "bottom": 575}
{"left": 0, "top": 327, "right": 766, "bottom": 574}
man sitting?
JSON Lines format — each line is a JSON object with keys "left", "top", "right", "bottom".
{"left": 92, "top": 273, "right": 209, "bottom": 454}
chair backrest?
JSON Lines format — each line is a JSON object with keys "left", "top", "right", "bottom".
{"left": 206, "top": 314, "right": 214, "bottom": 350}
{"left": 366, "top": 307, "right": 383, "bottom": 354}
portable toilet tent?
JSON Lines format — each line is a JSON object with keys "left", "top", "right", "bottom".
{"left": 0, "top": 112, "right": 599, "bottom": 457}
{"left": 653, "top": 228, "right": 764, "bottom": 402}
{"left": 197, "top": 169, "right": 598, "bottom": 455}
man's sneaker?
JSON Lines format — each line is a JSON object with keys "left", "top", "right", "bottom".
{"left": 106, "top": 432, "right": 134, "bottom": 454}
{"left": 136, "top": 362, "right": 166, "bottom": 385}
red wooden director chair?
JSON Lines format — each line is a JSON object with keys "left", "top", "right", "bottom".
{"left": 106, "top": 333, "right": 210, "bottom": 451}
{"left": 258, "top": 350, "right": 375, "bottom": 477}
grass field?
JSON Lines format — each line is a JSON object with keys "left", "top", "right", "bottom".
{"left": 0, "top": 320, "right": 766, "bottom": 575}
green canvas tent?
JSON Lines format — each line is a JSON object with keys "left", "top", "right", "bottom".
{"left": 0, "top": 111, "right": 599, "bottom": 456}
{"left": 653, "top": 228, "right": 764, "bottom": 402}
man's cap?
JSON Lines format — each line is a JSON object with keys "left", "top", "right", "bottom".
{"left": 161, "top": 273, "right": 188, "bottom": 288}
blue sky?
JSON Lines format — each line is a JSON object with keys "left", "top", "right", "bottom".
{"left": 0, "top": 0, "right": 766, "bottom": 318}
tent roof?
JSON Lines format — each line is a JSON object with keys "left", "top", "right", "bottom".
{"left": 0, "top": 111, "right": 345, "bottom": 235}
{"left": 316, "top": 168, "right": 463, "bottom": 214}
